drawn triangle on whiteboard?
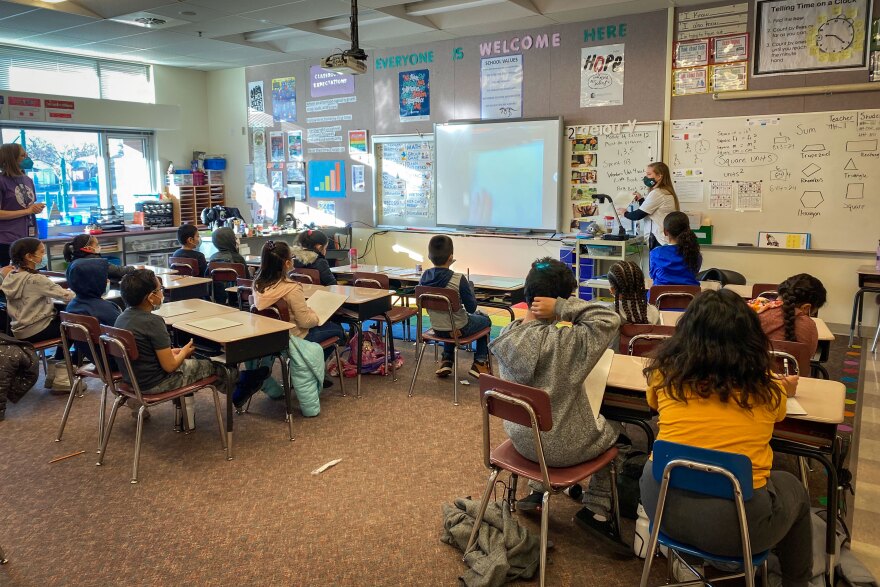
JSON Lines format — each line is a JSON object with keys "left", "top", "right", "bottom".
{"left": 844, "top": 158, "right": 858, "bottom": 170}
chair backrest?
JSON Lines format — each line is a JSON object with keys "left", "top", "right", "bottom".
{"left": 290, "top": 267, "right": 321, "bottom": 285}
{"left": 236, "top": 278, "right": 254, "bottom": 311}
{"left": 207, "top": 261, "right": 246, "bottom": 282}
{"left": 619, "top": 324, "right": 676, "bottom": 356}
{"left": 751, "top": 282, "right": 780, "bottom": 300}
{"left": 649, "top": 285, "right": 701, "bottom": 310}
{"left": 415, "top": 285, "right": 462, "bottom": 312}
{"left": 59, "top": 311, "right": 105, "bottom": 381}
{"left": 768, "top": 339, "right": 810, "bottom": 375}
{"left": 169, "top": 257, "right": 199, "bottom": 276}
{"left": 651, "top": 440, "right": 754, "bottom": 501}
{"left": 353, "top": 271, "right": 389, "bottom": 289}
{"left": 697, "top": 268, "right": 746, "bottom": 286}
{"left": 98, "top": 324, "right": 143, "bottom": 402}
{"left": 236, "top": 277, "right": 253, "bottom": 288}
{"left": 248, "top": 295, "right": 289, "bottom": 322}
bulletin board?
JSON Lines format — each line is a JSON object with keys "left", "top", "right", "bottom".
{"left": 373, "top": 133, "right": 435, "bottom": 228}
{"left": 668, "top": 109, "right": 880, "bottom": 251}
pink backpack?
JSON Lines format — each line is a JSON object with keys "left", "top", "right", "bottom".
{"left": 327, "top": 330, "right": 403, "bottom": 378}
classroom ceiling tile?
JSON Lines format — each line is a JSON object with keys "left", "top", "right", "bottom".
{"left": 173, "top": 15, "right": 277, "bottom": 39}
{"left": 442, "top": 13, "right": 555, "bottom": 35}
{"left": 358, "top": 0, "right": 412, "bottom": 7}
{"left": 0, "top": 25, "right": 30, "bottom": 41}
{"left": 0, "top": 7, "right": 96, "bottom": 34}
{"left": 66, "top": 1, "right": 171, "bottom": 19}
{"left": 146, "top": 2, "right": 230, "bottom": 23}
{"left": 72, "top": 40, "right": 146, "bottom": 55}
{"left": 420, "top": 3, "right": 546, "bottom": 29}
{"left": 0, "top": 3, "right": 37, "bottom": 21}
{"left": 103, "top": 29, "right": 195, "bottom": 49}
{"left": 187, "top": 0, "right": 303, "bottom": 13}
{"left": 367, "top": 29, "right": 454, "bottom": 47}
{"left": 50, "top": 19, "right": 144, "bottom": 42}
{"left": 244, "top": 0, "right": 352, "bottom": 26}
{"left": 16, "top": 33, "right": 89, "bottom": 49}
{"left": 356, "top": 19, "right": 437, "bottom": 42}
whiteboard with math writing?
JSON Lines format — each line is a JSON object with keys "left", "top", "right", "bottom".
{"left": 668, "top": 109, "right": 879, "bottom": 251}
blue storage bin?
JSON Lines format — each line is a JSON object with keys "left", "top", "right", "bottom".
{"left": 36, "top": 218, "right": 48, "bottom": 239}
{"left": 578, "top": 287, "right": 593, "bottom": 301}
{"left": 204, "top": 158, "right": 226, "bottom": 170}
{"left": 559, "top": 247, "right": 575, "bottom": 264}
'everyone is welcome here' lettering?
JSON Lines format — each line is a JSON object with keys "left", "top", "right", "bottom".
{"left": 375, "top": 51, "right": 434, "bottom": 70}
{"left": 479, "top": 32, "right": 561, "bottom": 56}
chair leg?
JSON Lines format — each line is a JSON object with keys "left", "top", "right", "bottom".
{"left": 212, "top": 388, "right": 227, "bottom": 451}
{"left": 334, "top": 345, "right": 346, "bottom": 396}
{"left": 97, "top": 395, "right": 125, "bottom": 466}
{"left": 131, "top": 405, "right": 146, "bottom": 484}
{"left": 408, "top": 342, "right": 427, "bottom": 398}
{"left": 539, "top": 491, "right": 550, "bottom": 587}
{"left": 507, "top": 473, "right": 519, "bottom": 512}
{"left": 872, "top": 318, "right": 880, "bottom": 354}
{"left": 97, "top": 383, "right": 108, "bottom": 454}
{"left": 280, "top": 357, "right": 294, "bottom": 442}
{"left": 798, "top": 456, "right": 811, "bottom": 493}
{"left": 463, "top": 468, "right": 500, "bottom": 558}
{"left": 55, "top": 377, "right": 82, "bottom": 442}
{"left": 0, "top": 543, "right": 6, "bottom": 564}
{"left": 761, "top": 560, "right": 769, "bottom": 586}
{"left": 609, "top": 458, "right": 622, "bottom": 537}
{"left": 452, "top": 346, "right": 459, "bottom": 406}
{"left": 433, "top": 342, "right": 438, "bottom": 362}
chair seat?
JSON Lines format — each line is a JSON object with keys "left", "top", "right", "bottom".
{"left": 422, "top": 326, "right": 491, "bottom": 345}
{"left": 657, "top": 530, "right": 770, "bottom": 567}
{"left": 336, "top": 308, "right": 359, "bottom": 321}
{"left": 319, "top": 336, "right": 340, "bottom": 350}
{"left": 32, "top": 337, "right": 62, "bottom": 350}
{"left": 490, "top": 439, "right": 618, "bottom": 489}
{"left": 372, "top": 307, "right": 418, "bottom": 323}
{"left": 76, "top": 366, "right": 122, "bottom": 381}
{"left": 117, "top": 376, "right": 219, "bottom": 404}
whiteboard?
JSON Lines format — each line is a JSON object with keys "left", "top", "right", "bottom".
{"left": 669, "top": 110, "right": 880, "bottom": 251}
{"left": 564, "top": 121, "right": 662, "bottom": 228}
{"left": 373, "top": 134, "right": 435, "bottom": 228}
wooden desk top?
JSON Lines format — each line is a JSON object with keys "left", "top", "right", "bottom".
{"left": 301, "top": 283, "right": 394, "bottom": 304}
{"left": 245, "top": 255, "right": 261, "bottom": 266}
{"left": 155, "top": 299, "right": 239, "bottom": 325}
{"left": 606, "top": 354, "right": 844, "bottom": 424}
{"left": 658, "top": 311, "right": 833, "bottom": 342}
{"left": 48, "top": 275, "right": 67, "bottom": 285}
{"left": 173, "top": 310, "right": 293, "bottom": 343}
{"left": 331, "top": 264, "right": 525, "bottom": 291}
{"left": 134, "top": 264, "right": 177, "bottom": 275}
{"left": 159, "top": 274, "right": 212, "bottom": 289}
{"left": 857, "top": 265, "right": 880, "bottom": 277}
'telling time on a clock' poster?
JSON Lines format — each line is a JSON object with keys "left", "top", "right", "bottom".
{"left": 754, "top": 0, "right": 869, "bottom": 76}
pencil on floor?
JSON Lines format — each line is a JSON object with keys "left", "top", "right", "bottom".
{"left": 49, "top": 450, "right": 85, "bottom": 464}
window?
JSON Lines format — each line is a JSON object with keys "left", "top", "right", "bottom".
{"left": 1, "top": 126, "right": 156, "bottom": 222}
{"left": 0, "top": 45, "right": 153, "bottom": 103}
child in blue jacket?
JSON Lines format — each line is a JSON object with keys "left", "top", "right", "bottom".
{"left": 649, "top": 211, "right": 701, "bottom": 286}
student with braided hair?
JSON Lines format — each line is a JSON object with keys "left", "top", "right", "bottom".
{"left": 753, "top": 273, "right": 826, "bottom": 357}
{"left": 649, "top": 211, "right": 701, "bottom": 286}
{"left": 608, "top": 261, "right": 659, "bottom": 325}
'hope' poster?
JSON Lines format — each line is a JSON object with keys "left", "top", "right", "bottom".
{"left": 580, "top": 44, "right": 625, "bottom": 108}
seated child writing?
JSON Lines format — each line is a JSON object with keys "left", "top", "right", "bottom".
{"left": 639, "top": 289, "right": 810, "bottom": 585}
{"left": 649, "top": 211, "right": 701, "bottom": 286}
{"left": 750, "top": 273, "right": 826, "bottom": 358}
{"left": 171, "top": 223, "right": 208, "bottom": 277}
{"left": 418, "top": 235, "right": 490, "bottom": 379}
{"left": 490, "top": 257, "right": 628, "bottom": 549}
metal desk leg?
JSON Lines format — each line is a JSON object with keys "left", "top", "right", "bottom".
{"left": 226, "top": 367, "right": 234, "bottom": 461}
{"left": 356, "top": 320, "right": 363, "bottom": 398}
{"left": 280, "top": 357, "right": 295, "bottom": 441}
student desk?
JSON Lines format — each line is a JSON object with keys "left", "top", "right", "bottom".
{"left": 133, "top": 265, "right": 177, "bottom": 276}
{"left": 155, "top": 299, "right": 239, "bottom": 326}
{"left": 848, "top": 265, "right": 880, "bottom": 346}
{"left": 330, "top": 264, "right": 526, "bottom": 320}
{"left": 603, "top": 353, "right": 845, "bottom": 581}
{"left": 159, "top": 274, "right": 212, "bottom": 301}
{"left": 172, "top": 309, "right": 296, "bottom": 460}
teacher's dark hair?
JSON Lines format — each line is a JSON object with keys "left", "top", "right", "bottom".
{"left": 644, "top": 289, "right": 781, "bottom": 410}
{"left": 0, "top": 144, "right": 25, "bottom": 177}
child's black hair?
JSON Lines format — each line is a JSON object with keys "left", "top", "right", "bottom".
{"left": 62, "top": 234, "right": 93, "bottom": 262}
{"left": 608, "top": 261, "right": 649, "bottom": 324}
{"left": 254, "top": 240, "right": 291, "bottom": 294}
{"left": 297, "top": 229, "right": 329, "bottom": 252}
{"left": 523, "top": 257, "right": 577, "bottom": 305}
{"left": 120, "top": 269, "right": 158, "bottom": 308}
{"left": 177, "top": 224, "right": 199, "bottom": 247}
{"left": 428, "top": 235, "right": 454, "bottom": 266}
{"left": 645, "top": 289, "right": 780, "bottom": 410}
{"left": 10, "top": 237, "right": 42, "bottom": 268}
{"left": 663, "top": 211, "right": 700, "bottom": 273}
{"left": 778, "top": 273, "right": 827, "bottom": 342}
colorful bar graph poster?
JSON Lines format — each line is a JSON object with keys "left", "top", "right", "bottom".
{"left": 399, "top": 69, "right": 430, "bottom": 122}
{"left": 307, "top": 159, "right": 346, "bottom": 198}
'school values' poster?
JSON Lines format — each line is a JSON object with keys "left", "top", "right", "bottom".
{"left": 399, "top": 70, "right": 430, "bottom": 122}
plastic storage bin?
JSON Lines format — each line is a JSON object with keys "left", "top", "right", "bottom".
{"left": 207, "top": 170, "right": 225, "bottom": 185}
{"left": 204, "top": 158, "right": 226, "bottom": 170}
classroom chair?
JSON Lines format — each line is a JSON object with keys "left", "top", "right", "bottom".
{"left": 207, "top": 261, "right": 247, "bottom": 305}
{"left": 696, "top": 268, "right": 746, "bottom": 287}
{"left": 96, "top": 325, "right": 227, "bottom": 484}
{"left": 39, "top": 270, "right": 68, "bottom": 288}
{"left": 56, "top": 312, "right": 122, "bottom": 452}
{"left": 0, "top": 542, "right": 6, "bottom": 564}
{"left": 848, "top": 284, "right": 880, "bottom": 347}
{"left": 236, "top": 278, "right": 253, "bottom": 311}
{"left": 288, "top": 267, "right": 321, "bottom": 285}
{"left": 408, "top": 285, "right": 492, "bottom": 406}
{"left": 638, "top": 441, "right": 770, "bottom": 587}
{"left": 619, "top": 324, "right": 675, "bottom": 356}
{"left": 354, "top": 271, "right": 418, "bottom": 378}
{"left": 169, "top": 257, "right": 199, "bottom": 277}
{"left": 768, "top": 339, "right": 810, "bottom": 376}
{"left": 247, "top": 295, "right": 345, "bottom": 409}
{"left": 751, "top": 283, "right": 780, "bottom": 300}
{"left": 32, "top": 337, "right": 64, "bottom": 386}
{"left": 466, "top": 375, "right": 622, "bottom": 587}
{"left": 648, "top": 285, "right": 701, "bottom": 311}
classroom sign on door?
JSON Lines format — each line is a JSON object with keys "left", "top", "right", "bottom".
{"left": 399, "top": 70, "right": 430, "bottom": 122}
{"left": 580, "top": 44, "right": 625, "bottom": 107}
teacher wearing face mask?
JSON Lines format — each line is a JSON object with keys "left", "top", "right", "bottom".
{"left": 0, "top": 143, "right": 45, "bottom": 267}
{"left": 622, "top": 161, "right": 679, "bottom": 250}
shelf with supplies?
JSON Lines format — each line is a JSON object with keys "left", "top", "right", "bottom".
{"left": 166, "top": 182, "right": 225, "bottom": 226}
{"left": 560, "top": 236, "right": 644, "bottom": 301}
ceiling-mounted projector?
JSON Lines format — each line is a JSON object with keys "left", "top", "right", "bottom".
{"left": 321, "top": 54, "right": 367, "bottom": 75}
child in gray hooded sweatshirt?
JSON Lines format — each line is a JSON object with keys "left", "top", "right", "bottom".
{"left": 489, "top": 257, "right": 627, "bottom": 551}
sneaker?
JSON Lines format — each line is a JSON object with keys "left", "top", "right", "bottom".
{"left": 232, "top": 366, "right": 271, "bottom": 408}
{"left": 435, "top": 360, "right": 453, "bottom": 378}
{"left": 468, "top": 360, "right": 491, "bottom": 379}
{"left": 50, "top": 363, "right": 71, "bottom": 394}
{"left": 671, "top": 556, "right": 704, "bottom": 582}
{"left": 322, "top": 378, "right": 333, "bottom": 389}
{"left": 516, "top": 491, "right": 545, "bottom": 512}
{"left": 573, "top": 507, "right": 632, "bottom": 558}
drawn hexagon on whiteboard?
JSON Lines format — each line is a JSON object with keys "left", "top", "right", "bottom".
{"left": 800, "top": 191, "right": 824, "bottom": 208}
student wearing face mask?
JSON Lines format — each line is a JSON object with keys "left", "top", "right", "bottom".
{"left": 621, "top": 162, "right": 680, "bottom": 250}
{"left": 63, "top": 234, "right": 135, "bottom": 281}
{"left": 0, "top": 143, "right": 45, "bottom": 267}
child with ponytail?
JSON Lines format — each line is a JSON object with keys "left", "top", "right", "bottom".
{"left": 292, "top": 229, "right": 336, "bottom": 286}
{"left": 608, "top": 261, "right": 659, "bottom": 325}
{"left": 649, "top": 211, "right": 701, "bottom": 286}
{"left": 752, "top": 273, "right": 826, "bottom": 357}
{"left": 63, "top": 234, "right": 134, "bottom": 280}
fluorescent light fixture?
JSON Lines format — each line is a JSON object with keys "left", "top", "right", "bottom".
{"left": 41, "top": 0, "right": 67, "bottom": 3}
{"left": 317, "top": 12, "right": 393, "bottom": 31}
{"left": 406, "top": 0, "right": 503, "bottom": 17}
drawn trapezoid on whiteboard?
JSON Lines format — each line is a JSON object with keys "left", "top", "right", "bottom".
{"left": 846, "top": 140, "right": 878, "bottom": 152}
{"left": 802, "top": 144, "right": 826, "bottom": 152}
{"left": 844, "top": 158, "right": 858, "bottom": 170}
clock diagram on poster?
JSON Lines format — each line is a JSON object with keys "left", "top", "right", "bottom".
{"left": 815, "top": 15, "right": 855, "bottom": 54}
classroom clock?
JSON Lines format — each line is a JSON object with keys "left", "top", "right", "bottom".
{"left": 816, "top": 16, "right": 855, "bottom": 53}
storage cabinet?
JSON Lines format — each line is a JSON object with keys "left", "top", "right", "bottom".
{"left": 167, "top": 183, "right": 225, "bottom": 226}
{"left": 572, "top": 236, "right": 644, "bottom": 300}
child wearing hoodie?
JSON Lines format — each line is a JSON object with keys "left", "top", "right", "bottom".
{"left": 63, "top": 234, "right": 135, "bottom": 281}
{"left": 292, "top": 229, "right": 336, "bottom": 286}
{"left": 489, "top": 257, "right": 628, "bottom": 553}
{"left": 65, "top": 257, "right": 122, "bottom": 363}
{"left": 208, "top": 226, "right": 246, "bottom": 267}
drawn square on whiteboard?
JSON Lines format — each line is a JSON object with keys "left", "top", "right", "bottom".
{"left": 846, "top": 184, "right": 864, "bottom": 200}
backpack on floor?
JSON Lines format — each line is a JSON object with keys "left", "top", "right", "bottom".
{"left": 327, "top": 330, "right": 403, "bottom": 378}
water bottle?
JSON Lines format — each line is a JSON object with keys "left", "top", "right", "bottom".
{"left": 634, "top": 502, "right": 651, "bottom": 558}
{"left": 350, "top": 247, "right": 358, "bottom": 269}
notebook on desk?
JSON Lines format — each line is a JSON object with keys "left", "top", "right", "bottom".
{"left": 185, "top": 317, "right": 242, "bottom": 332}
{"left": 583, "top": 349, "right": 614, "bottom": 420}
{"left": 785, "top": 397, "right": 807, "bottom": 416}
{"left": 154, "top": 306, "right": 196, "bottom": 318}
{"left": 306, "top": 290, "right": 349, "bottom": 326}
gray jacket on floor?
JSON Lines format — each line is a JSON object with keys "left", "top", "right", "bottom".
{"left": 489, "top": 296, "right": 620, "bottom": 467}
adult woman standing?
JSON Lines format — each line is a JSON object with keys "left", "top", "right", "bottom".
{"left": 0, "top": 144, "right": 44, "bottom": 266}
{"left": 622, "top": 162, "right": 679, "bottom": 249}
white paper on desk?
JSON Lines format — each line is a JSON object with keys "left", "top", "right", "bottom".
{"left": 153, "top": 306, "right": 197, "bottom": 318}
{"left": 306, "top": 290, "right": 349, "bottom": 326}
{"left": 185, "top": 317, "right": 242, "bottom": 331}
{"left": 785, "top": 397, "right": 807, "bottom": 416}
{"left": 583, "top": 349, "right": 614, "bottom": 421}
